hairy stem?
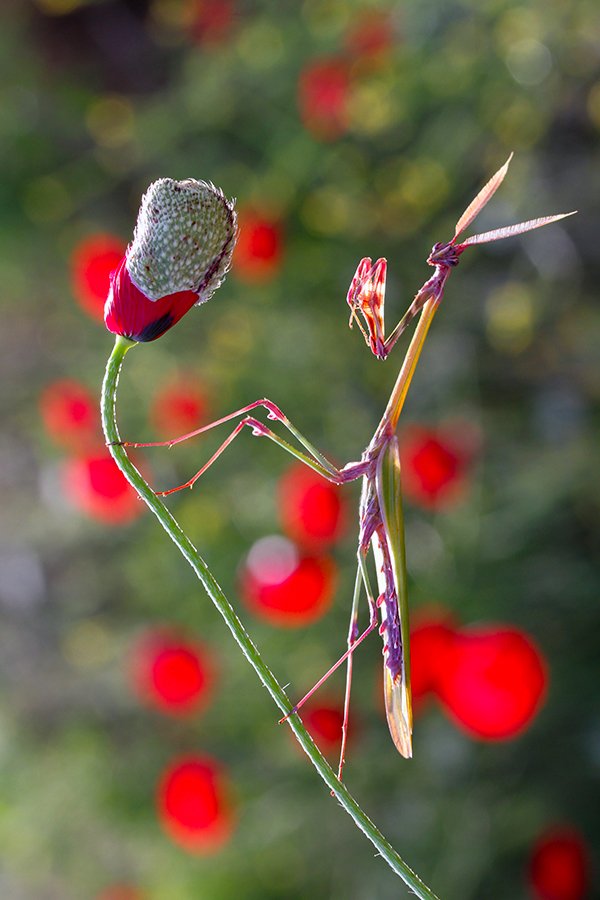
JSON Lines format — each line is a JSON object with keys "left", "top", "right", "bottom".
{"left": 101, "top": 334, "right": 439, "bottom": 900}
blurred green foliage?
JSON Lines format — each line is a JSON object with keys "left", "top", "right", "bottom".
{"left": 0, "top": 0, "right": 598, "bottom": 897}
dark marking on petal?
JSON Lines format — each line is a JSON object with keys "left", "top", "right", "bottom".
{"left": 135, "top": 313, "right": 175, "bottom": 342}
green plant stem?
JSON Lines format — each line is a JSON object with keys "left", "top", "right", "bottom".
{"left": 101, "top": 334, "right": 439, "bottom": 900}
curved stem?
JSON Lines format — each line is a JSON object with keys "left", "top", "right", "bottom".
{"left": 101, "top": 335, "right": 439, "bottom": 900}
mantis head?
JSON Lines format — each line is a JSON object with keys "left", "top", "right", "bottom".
{"left": 346, "top": 153, "right": 575, "bottom": 362}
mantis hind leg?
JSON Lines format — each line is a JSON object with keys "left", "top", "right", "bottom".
{"left": 279, "top": 557, "right": 379, "bottom": 729}
{"left": 337, "top": 551, "right": 379, "bottom": 781}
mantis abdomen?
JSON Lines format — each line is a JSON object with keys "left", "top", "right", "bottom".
{"left": 372, "top": 435, "right": 413, "bottom": 758}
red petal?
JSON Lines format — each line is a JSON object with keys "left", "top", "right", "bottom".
{"left": 104, "top": 257, "right": 199, "bottom": 342}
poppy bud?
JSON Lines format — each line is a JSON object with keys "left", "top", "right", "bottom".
{"left": 105, "top": 179, "right": 237, "bottom": 342}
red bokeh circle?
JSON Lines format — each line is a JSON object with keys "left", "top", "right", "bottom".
{"left": 150, "top": 378, "right": 210, "bottom": 438}
{"left": 528, "top": 825, "right": 590, "bottom": 900}
{"left": 301, "top": 698, "right": 358, "bottom": 760}
{"left": 188, "top": 0, "right": 235, "bottom": 46}
{"left": 410, "top": 611, "right": 457, "bottom": 712}
{"left": 344, "top": 11, "right": 395, "bottom": 64}
{"left": 298, "top": 58, "right": 351, "bottom": 141}
{"left": 234, "top": 210, "right": 283, "bottom": 283}
{"left": 129, "top": 628, "right": 214, "bottom": 717}
{"left": 438, "top": 625, "right": 548, "bottom": 740}
{"left": 71, "top": 234, "right": 125, "bottom": 321}
{"left": 278, "top": 463, "right": 346, "bottom": 547}
{"left": 240, "top": 536, "right": 336, "bottom": 627}
{"left": 399, "top": 425, "right": 474, "bottom": 509}
{"left": 157, "top": 755, "right": 234, "bottom": 854}
{"left": 62, "top": 450, "right": 144, "bottom": 525}
{"left": 40, "top": 379, "right": 98, "bottom": 450}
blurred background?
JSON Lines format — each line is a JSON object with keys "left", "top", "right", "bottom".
{"left": 1, "top": 0, "right": 599, "bottom": 897}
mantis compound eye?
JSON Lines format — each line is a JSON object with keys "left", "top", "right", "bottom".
{"left": 427, "top": 241, "right": 461, "bottom": 267}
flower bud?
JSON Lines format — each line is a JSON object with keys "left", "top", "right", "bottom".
{"left": 105, "top": 179, "right": 237, "bottom": 342}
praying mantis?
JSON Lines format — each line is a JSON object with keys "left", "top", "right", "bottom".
{"left": 120, "top": 155, "right": 574, "bottom": 780}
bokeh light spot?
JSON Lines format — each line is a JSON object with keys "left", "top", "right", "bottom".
{"left": 347, "top": 81, "right": 395, "bottom": 135}
{"left": 23, "top": 176, "right": 71, "bottom": 224}
{"left": 157, "top": 755, "right": 234, "bottom": 853}
{"left": 278, "top": 463, "right": 346, "bottom": 547}
{"left": 298, "top": 58, "right": 350, "bottom": 141}
{"left": 129, "top": 628, "right": 214, "bottom": 717}
{"left": 150, "top": 377, "right": 209, "bottom": 438}
{"left": 241, "top": 536, "right": 336, "bottom": 627}
{"left": 40, "top": 379, "right": 98, "bottom": 450}
{"left": 302, "top": 700, "right": 355, "bottom": 760}
{"left": 301, "top": 186, "right": 355, "bottom": 236}
{"left": 493, "top": 97, "right": 546, "bottom": 149}
{"left": 410, "top": 612, "right": 457, "bottom": 712}
{"left": 63, "top": 619, "right": 113, "bottom": 670}
{"left": 71, "top": 234, "right": 125, "bottom": 321}
{"left": 345, "top": 10, "right": 396, "bottom": 64}
{"left": 62, "top": 450, "right": 145, "bottom": 525}
{"left": 528, "top": 825, "right": 590, "bottom": 900}
{"left": 439, "top": 626, "right": 548, "bottom": 740}
{"left": 486, "top": 282, "right": 536, "bottom": 354}
{"left": 234, "top": 210, "right": 283, "bottom": 282}
{"left": 237, "top": 19, "right": 284, "bottom": 69}
{"left": 399, "top": 425, "right": 473, "bottom": 510}
{"left": 188, "top": 0, "right": 236, "bottom": 46}
{"left": 505, "top": 38, "right": 552, "bottom": 86}
{"left": 86, "top": 95, "right": 135, "bottom": 149}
